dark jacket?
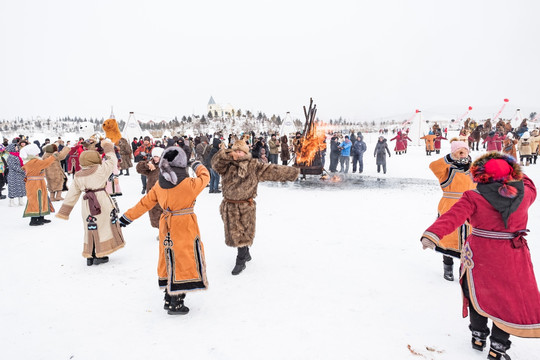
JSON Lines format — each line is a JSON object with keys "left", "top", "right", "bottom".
{"left": 374, "top": 139, "right": 391, "bottom": 165}
{"left": 352, "top": 139, "right": 367, "bottom": 156}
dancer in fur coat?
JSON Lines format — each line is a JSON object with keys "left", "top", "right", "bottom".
{"left": 56, "top": 140, "right": 125, "bottom": 266}
{"left": 211, "top": 139, "right": 299, "bottom": 275}
{"left": 421, "top": 152, "right": 540, "bottom": 359}
{"left": 119, "top": 147, "right": 210, "bottom": 315}
{"left": 43, "top": 143, "right": 71, "bottom": 201}
{"left": 135, "top": 146, "right": 164, "bottom": 230}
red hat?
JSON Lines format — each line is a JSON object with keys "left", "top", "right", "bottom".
{"left": 484, "top": 159, "right": 513, "bottom": 181}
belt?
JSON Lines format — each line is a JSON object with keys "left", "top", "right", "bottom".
{"left": 83, "top": 187, "right": 106, "bottom": 216}
{"left": 162, "top": 207, "right": 194, "bottom": 233}
{"left": 225, "top": 198, "right": 254, "bottom": 206}
{"left": 27, "top": 176, "right": 45, "bottom": 181}
{"left": 442, "top": 191, "right": 463, "bottom": 199}
{"left": 471, "top": 228, "right": 529, "bottom": 248}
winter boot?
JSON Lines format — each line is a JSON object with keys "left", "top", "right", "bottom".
{"left": 231, "top": 246, "right": 250, "bottom": 275}
{"left": 167, "top": 294, "right": 189, "bottom": 315}
{"left": 487, "top": 339, "right": 511, "bottom": 360}
{"left": 470, "top": 326, "right": 490, "bottom": 351}
{"left": 163, "top": 291, "right": 172, "bottom": 310}
{"left": 39, "top": 216, "right": 51, "bottom": 224}
{"left": 125, "top": 169, "right": 130, "bottom": 176}
{"left": 87, "top": 258, "right": 94, "bottom": 266}
{"left": 119, "top": 169, "right": 124, "bottom": 175}
{"left": 9, "top": 198, "right": 16, "bottom": 207}
{"left": 443, "top": 264, "right": 454, "bottom": 281}
{"left": 18, "top": 197, "right": 24, "bottom": 206}
{"left": 50, "top": 191, "right": 58, "bottom": 202}
{"left": 93, "top": 256, "right": 109, "bottom": 265}
{"left": 54, "top": 192, "right": 64, "bottom": 201}
{"left": 29, "top": 217, "right": 43, "bottom": 226}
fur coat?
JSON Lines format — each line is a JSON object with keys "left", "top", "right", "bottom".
{"left": 136, "top": 158, "right": 162, "bottom": 228}
{"left": 211, "top": 149, "right": 299, "bottom": 247}
{"left": 43, "top": 147, "right": 70, "bottom": 192}
{"left": 117, "top": 138, "right": 133, "bottom": 170}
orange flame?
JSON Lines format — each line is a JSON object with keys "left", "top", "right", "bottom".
{"left": 296, "top": 121, "right": 327, "bottom": 166}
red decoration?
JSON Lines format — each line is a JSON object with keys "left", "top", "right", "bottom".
{"left": 415, "top": 109, "right": 420, "bottom": 113}
{"left": 504, "top": 98, "right": 509, "bottom": 102}
{"left": 468, "top": 106, "right": 473, "bottom": 111}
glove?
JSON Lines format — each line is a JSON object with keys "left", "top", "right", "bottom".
{"left": 190, "top": 160, "right": 202, "bottom": 172}
{"left": 118, "top": 215, "right": 132, "bottom": 227}
{"left": 101, "top": 140, "right": 114, "bottom": 154}
{"left": 421, "top": 237, "right": 436, "bottom": 250}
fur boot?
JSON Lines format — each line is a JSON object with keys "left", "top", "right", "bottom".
{"left": 167, "top": 293, "right": 189, "bottom": 315}
{"left": 9, "top": 198, "right": 16, "bottom": 207}
{"left": 443, "top": 264, "right": 454, "bottom": 281}
{"left": 18, "top": 197, "right": 24, "bottom": 206}
{"left": 50, "top": 191, "right": 58, "bottom": 202}
{"left": 54, "top": 191, "right": 64, "bottom": 201}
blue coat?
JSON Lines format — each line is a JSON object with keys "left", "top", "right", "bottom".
{"left": 339, "top": 140, "right": 352, "bottom": 156}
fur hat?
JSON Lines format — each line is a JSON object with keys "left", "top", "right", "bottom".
{"left": 21, "top": 143, "right": 40, "bottom": 158}
{"left": 522, "top": 132, "right": 530, "bottom": 139}
{"left": 159, "top": 147, "right": 187, "bottom": 185}
{"left": 44, "top": 144, "right": 58, "bottom": 153}
{"left": 79, "top": 150, "right": 102, "bottom": 167}
{"left": 470, "top": 152, "right": 522, "bottom": 184}
{"left": 506, "top": 133, "right": 514, "bottom": 140}
{"left": 232, "top": 140, "right": 249, "bottom": 154}
{"left": 152, "top": 147, "right": 164, "bottom": 158}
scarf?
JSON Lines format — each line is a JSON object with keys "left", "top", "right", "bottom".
{"left": 476, "top": 180, "right": 524, "bottom": 228}
{"left": 9, "top": 151, "right": 24, "bottom": 167}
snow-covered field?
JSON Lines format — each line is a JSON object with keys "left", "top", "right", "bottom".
{"left": 1, "top": 133, "right": 539, "bottom": 360}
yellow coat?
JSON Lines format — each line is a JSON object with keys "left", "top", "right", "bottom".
{"left": 429, "top": 156, "right": 476, "bottom": 254}
{"left": 124, "top": 165, "right": 210, "bottom": 295}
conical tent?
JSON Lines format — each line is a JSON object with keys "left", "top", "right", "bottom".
{"left": 279, "top": 112, "right": 297, "bottom": 136}
{"left": 122, "top": 112, "right": 144, "bottom": 141}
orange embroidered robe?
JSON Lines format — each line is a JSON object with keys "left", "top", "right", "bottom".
{"left": 124, "top": 165, "right": 210, "bottom": 295}
{"left": 22, "top": 156, "right": 56, "bottom": 217}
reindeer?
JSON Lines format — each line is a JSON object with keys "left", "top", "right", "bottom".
{"left": 468, "top": 124, "right": 483, "bottom": 151}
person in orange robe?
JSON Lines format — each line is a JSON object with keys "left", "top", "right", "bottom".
{"left": 420, "top": 133, "right": 437, "bottom": 156}
{"left": 21, "top": 143, "right": 56, "bottom": 226}
{"left": 119, "top": 147, "right": 210, "bottom": 316}
{"left": 428, "top": 139, "right": 476, "bottom": 281}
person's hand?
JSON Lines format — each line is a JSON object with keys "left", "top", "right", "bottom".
{"left": 421, "top": 237, "right": 436, "bottom": 250}
{"left": 118, "top": 215, "right": 131, "bottom": 227}
{"left": 148, "top": 162, "right": 156, "bottom": 171}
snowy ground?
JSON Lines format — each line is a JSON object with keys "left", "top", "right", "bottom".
{"left": 1, "top": 133, "right": 539, "bottom": 360}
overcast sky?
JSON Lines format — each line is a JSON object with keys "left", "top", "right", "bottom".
{"left": 1, "top": 0, "right": 539, "bottom": 122}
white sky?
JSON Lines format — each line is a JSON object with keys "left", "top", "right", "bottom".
{"left": 1, "top": 0, "right": 539, "bottom": 122}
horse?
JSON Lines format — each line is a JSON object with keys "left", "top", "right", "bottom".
{"left": 468, "top": 124, "right": 483, "bottom": 151}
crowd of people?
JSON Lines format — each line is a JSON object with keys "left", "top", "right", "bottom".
{"left": 2, "top": 120, "right": 540, "bottom": 358}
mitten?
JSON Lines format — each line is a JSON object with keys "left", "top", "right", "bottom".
{"left": 118, "top": 215, "right": 132, "bottom": 227}
{"left": 191, "top": 160, "right": 202, "bottom": 172}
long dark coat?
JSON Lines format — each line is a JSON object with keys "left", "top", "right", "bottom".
{"left": 374, "top": 139, "right": 391, "bottom": 165}
{"left": 136, "top": 158, "right": 162, "bottom": 228}
{"left": 6, "top": 143, "right": 26, "bottom": 198}
{"left": 211, "top": 149, "right": 299, "bottom": 247}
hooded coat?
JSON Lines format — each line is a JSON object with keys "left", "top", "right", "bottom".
{"left": 123, "top": 147, "right": 210, "bottom": 295}
{"left": 422, "top": 153, "right": 540, "bottom": 338}
{"left": 56, "top": 146, "right": 125, "bottom": 259}
{"left": 211, "top": 148, "right": 299, "bottom": 247}
{"left": 373, "top": 139, "right": 391, "bottom": 166}
{"left": 6, "top": 143, "right": 26, "bottom": 198}
{"left": 280, "top": 135, "right": 290, "bottom": 163}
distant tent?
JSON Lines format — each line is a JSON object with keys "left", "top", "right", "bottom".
{"left": 279, "top": 112, "right": 297, "bottom": 135}
{"left": 122, "top": 112, "right": 144, "bottom": 141}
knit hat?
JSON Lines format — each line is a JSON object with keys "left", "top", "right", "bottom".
{"left": 144, "top": 136, "right": 151, "bottom": 142}
{"left": 159, "top": 147, "right": 187, "bottom": 186}
{"left": 44, "top": 144, "right": 58, "bottom": 153}
{"left": 450, "top": 139, "right": 468, "bottom": 153}
{"left": 470, "top": 152, "right": 522, "bottom": 184}
{"left": 79, "top": 150, "right": 102, "bottom": 166}
{"left": 232, "top": 140, "right": 249, "bottom": 154}
{"left": 152, "top": 147, "right": 164, "bottom": 158}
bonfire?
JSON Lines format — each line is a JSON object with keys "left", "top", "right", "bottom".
{"left": 294, "top": 98, "right": 327, "bottom": 177}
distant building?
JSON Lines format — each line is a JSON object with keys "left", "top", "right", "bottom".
{"left": 207, "top": 96, "right": 235, "bottom": 118}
